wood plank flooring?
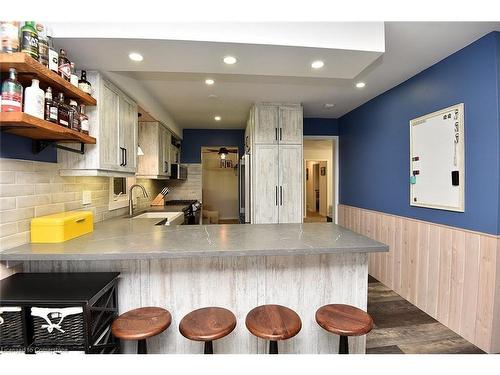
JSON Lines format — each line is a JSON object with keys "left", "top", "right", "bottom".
{"left": 366, "top": 276, "right": 484, "bottom": 354}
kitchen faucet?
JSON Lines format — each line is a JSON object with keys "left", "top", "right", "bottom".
{"left": 129, "top": 184, "right": 149, "bottom": 216}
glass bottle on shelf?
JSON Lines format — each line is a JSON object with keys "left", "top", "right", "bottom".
{"left": 1, "top": 68, "right": 23, "bottom": 112}
{"left": 20, "top": 21, "right": 39, "bottom": 60}
{"left": 79, "top": 104, "right": 89, "bottom": 135}
{"left": 44, "top": 87, "right": 58, "bottom": 123}
{"left": 24, "top": 79, "right": 45, "bottom": 119}
{"left": 36, "top": 23, "right": 49, "bottom": 68}
{"left": 69, "top": 100, "right": 81, "bottom": 131}
{"left": 1, "top": 21, "right": 20, "bottom": 53}
{"left": 78, "top": 70, "right": 92, "bottom": 95}
{"left": 47, "top": 27, "right": 59, "bottom": 73}
{"left": 58, "top": 49, "right": 71, "bottom": 81}
{"left": 56, "top": 92, "right": 70, "bottom": 128}
{"left": 70, "top": 62, "right": 79, "bottom": 87}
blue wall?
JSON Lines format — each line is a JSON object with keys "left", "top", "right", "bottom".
{"left": 0, "top": 133, "right": 57, "bottom": 162}
{"left": 181, "top": 129, "right": 245, "bottom": 163}
{"left": 339, "top": 32, "right": 500, "bottom": 235}
{"left": 303, "top": 118, "right": 339, "bottom": 136}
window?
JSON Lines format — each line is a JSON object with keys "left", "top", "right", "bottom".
{"left": 109, "top": 177, "right": 133, "bottom": 210}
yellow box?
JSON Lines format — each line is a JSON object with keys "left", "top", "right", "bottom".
{"left": 31, "top": 211, "right": 93, "bottom": 243}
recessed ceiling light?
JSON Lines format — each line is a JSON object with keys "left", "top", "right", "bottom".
{"left": 205, "top": 78, "right": 215, "bottom": 85}
{"left": 311, "top": 60, "right": 324, "bottom": 69}
{"left": 356, "top": 81, "right": 366, "bottom": 88}
{"left": 324, "top": 103, "right": 335, "bottom": 109}
{"left": 214, "top": 116, "right": 221, "bottom": 121}
{"left": 223, "top": 56, "right": 237, "bottom": 65}
{"left": 128, "top": 52, "right": 143, "bottom": 62}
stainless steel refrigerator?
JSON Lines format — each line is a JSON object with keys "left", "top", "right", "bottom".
{"left": 238, "top": 154, "right": 251, "bottom": 223}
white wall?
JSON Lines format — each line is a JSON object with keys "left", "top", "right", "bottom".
{"left": 201, "top": 149, "right": 239, "bottom": 220}
{"left": 303, "top": 139, "right": 335, "bottom": 216}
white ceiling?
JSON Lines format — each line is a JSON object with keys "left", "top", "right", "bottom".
{"left": 55, "top": 22, "right": 499, "bottom": 130}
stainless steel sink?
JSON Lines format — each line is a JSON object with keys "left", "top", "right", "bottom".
{"left": 132, "top": 212, "right": 184, "bottom": 225}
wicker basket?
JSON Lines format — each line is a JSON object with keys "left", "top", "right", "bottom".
{"left": 0, "top": 307, "right": 24, "bottom": 347}
{"left": 31, "top": 307, "right": 85, "bottom": 347}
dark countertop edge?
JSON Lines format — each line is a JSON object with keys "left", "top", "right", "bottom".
{"left": 0, "top": 245, "right": 388, "bottom": 262}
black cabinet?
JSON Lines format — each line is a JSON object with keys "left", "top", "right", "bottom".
{"left": 0, "top": 272, "right": 120, "bottom": 354}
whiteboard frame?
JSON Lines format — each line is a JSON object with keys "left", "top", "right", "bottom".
{"left": 409, "top": 103, "right": 465, "bottom": 212}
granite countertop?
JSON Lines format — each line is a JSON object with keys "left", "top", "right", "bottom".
{"left": 0, "top": 211, "right": 388, "bottom": 261}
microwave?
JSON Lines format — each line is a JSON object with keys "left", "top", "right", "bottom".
{"left": 170, "top": 164, "right": 188, "bottom": 180}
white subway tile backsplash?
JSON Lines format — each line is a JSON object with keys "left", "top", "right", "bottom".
{"left": 0, "top": 158, "right": 163, "bottom": 251}
{"left": 0, "top": 171, "right": 16, "bottom": 184}
{"left": 0, "top": 197, "right": 16, "bottom": 210}
{"left": 16, "top": 194, "right": 51, "bottom": 208}
{"left": 0, "top": 184, "right": 35, "bottom": 197}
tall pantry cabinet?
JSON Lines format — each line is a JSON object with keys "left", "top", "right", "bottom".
{"left": 249, "top": 103, "right": 303, "bottom": 224}
{"left": 58, "top": 72, "right": 138, "bottom": 177}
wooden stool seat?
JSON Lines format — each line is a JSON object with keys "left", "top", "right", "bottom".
{"left": 245, "top": 304, "right": 302, "bottom": 341}
{"left": 179, "top": 307, "right": 236, "bottom": 342}
{"left": 112, "top": 307, "right": 172, "bottom": 341}
{"left": 315, "top": 304, "right": 373, "bottom": 336}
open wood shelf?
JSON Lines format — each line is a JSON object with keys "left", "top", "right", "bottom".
{"left": 0, "top": 53, "right": 97, "bottom": 106}
{"left": 0, "top": 112, "right": 96, "bottom": 144}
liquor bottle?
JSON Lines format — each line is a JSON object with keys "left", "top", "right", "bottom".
{"left": 36, "top": 23, "right": 49, "bottom": 67}
{"left": 69, "top": 100, "right": 81, "bottom": 131}
{"left": 70, "top": 62, "right": 79, "bottom": 87}
{"left": 46, "top": 27, "right": 59, "bottom": 73}
{"left": 44, "top": 87, "right": 58, "bottom": 123}
{"left": 58, "top": 49, "right": 71, "bottom": 81}
{"left": 78, "top": 70, "right": 92, "bottom": 95}
{"left": 56, "top": 92, "right": 70, "bottom": 127}
{"left": 24, "top": 79, "right": 45, "bottom": 119}
{"left": 20, "top": 21, "right": 39, "bottom": 60}
{"left": 1, "top": 68, "right": 23, "bottom": 112}
{"left": 79, "top": 104, "right": 89, "bottom": 135}
{"left": 1, "top": 21, "right": 20, "bottom": 53}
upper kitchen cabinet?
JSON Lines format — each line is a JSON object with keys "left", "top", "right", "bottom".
{"left": 137, "top": 121, "right": 171, "bottom": 179}
{"left": 251, "top": 103, "right": 303, "bottom": 145}
{"left": 58, "top": 72, "right": 138, "bottom": 177}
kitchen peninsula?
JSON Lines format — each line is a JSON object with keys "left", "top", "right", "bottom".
{"left": 0, "top": 219, "right": 387, "bottom": 354}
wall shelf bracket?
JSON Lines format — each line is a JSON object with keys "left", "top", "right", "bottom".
{"left": 32, "top": 140, "right": 85, "bottom": 155}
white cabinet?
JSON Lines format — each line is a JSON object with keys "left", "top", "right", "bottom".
{"left": 250, "top": 103, "right": 303, "bottom": 224}
{"left": 252, "top": 103, "right": 303, "bottom": 145}
{"left": 137, "top": 121, "right": 171, "bottom": 179}
{"left": 252, "top": 144, "right": 302, "bottom": 224}
{"left": 253, "top": 145, "right": 279, "bottom": 224}
{"left": 58, "top": 72, "right": 138, "bottom": 177}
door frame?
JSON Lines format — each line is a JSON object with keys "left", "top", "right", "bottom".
{"left": 303, "top": 136, "right": 339, "bottom": 224}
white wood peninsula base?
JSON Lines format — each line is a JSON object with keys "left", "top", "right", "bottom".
{"left": 4, "top": 222, "right": 388, "bottom": 354}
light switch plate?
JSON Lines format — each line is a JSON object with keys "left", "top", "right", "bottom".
{"left": 82, "top": 191, "right": 92, "bottom": 205}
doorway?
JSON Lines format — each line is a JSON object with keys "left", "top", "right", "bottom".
{"left": 303, "top": 137, "right": 338, "bottom": 223}
{"left": 201, "top": 146, "right": 239, "bottom": 224}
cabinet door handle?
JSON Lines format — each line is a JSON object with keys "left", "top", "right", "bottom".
{"left": 124, "top": 148, "right": 127, "bottom": 166}
{"left": 279, "top": 127, "right": 282, "bottom": 141}
{"left": 275, "top": 186, "right": 278, "bottom": 206}
{"left": 165, "top": 161, "right": 168, "bottom": 173}
{"left": 280, "top": 186, "right": 283, "bottom": 206}
{"left": 119, "top": 147, "right": 125, "bottom": 166}
{"left": 275, "top": 127, "right": 278, "bottom": 141}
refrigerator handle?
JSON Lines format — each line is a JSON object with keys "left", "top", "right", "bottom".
{"left": 275, "top": 186, "right": 278, "bottom": 206}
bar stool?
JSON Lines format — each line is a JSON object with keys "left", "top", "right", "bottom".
{"left": 179, "top": 307, "right": 236, "bottom": 354}
{"left": 111, "top": 307, "right": 172, "bottom": 354}
{"left": 245, "top": 304, "right": 302, "bottom": 354}
{"left": 315, "top": 304, "right": 373, "bottom": 354}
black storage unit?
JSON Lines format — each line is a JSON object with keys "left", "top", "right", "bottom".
{"left": 0, "top": 272, "right": 120, "bottom": 354}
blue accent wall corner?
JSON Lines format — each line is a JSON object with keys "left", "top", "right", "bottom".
{"left": 180, "top": 129, "right": 245, "bottom": 163}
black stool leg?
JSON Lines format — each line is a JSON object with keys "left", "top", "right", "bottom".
{"left": 137, "top": 339, "right": 147, "bottom": 354}
{"left": 339, "top": 335, "right": 348, "bottom": 354}
{"left": 269, "top": 340, "right": 278, "bottom": 354}
{"left": 204, "top": 341, "right": 214, "bottom": 354}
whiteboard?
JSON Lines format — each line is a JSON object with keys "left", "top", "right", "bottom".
{"left": 409, "top": 103, "right": 465, "bottom": 212}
